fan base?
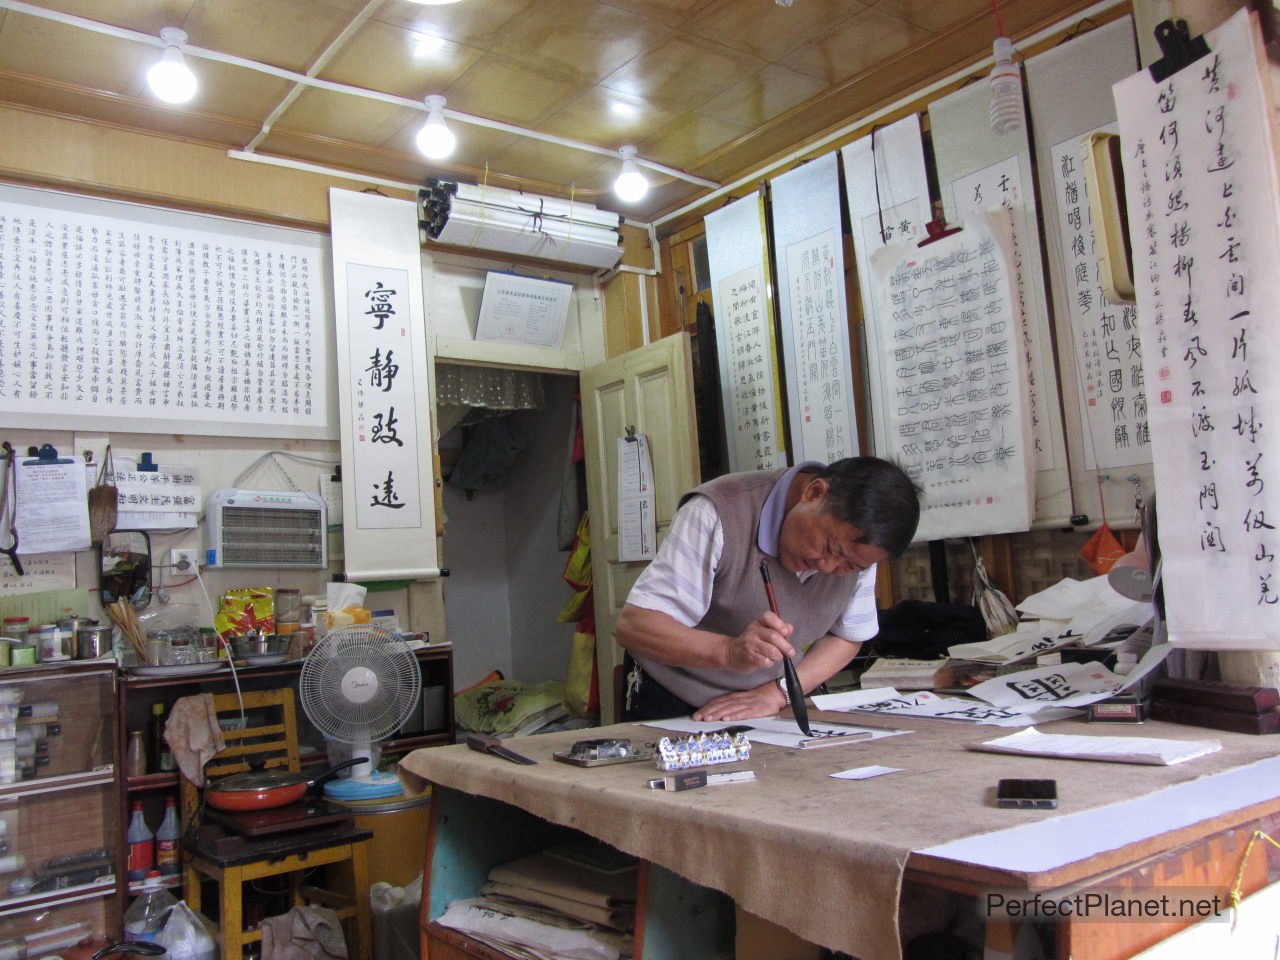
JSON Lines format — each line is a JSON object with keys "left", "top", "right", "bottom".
{"left": 324, "top": 771, "right": 405, "bottom": 801}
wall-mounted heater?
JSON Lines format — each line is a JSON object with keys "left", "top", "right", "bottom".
{"left": 420, "top": 179, "right": 623, "bottom": 269}
{"left": 204, "top": 489, "right": 328, "bottom": 569}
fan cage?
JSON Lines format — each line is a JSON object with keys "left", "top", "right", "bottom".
{"left": 299, "top": 625, "right": 422, "bottom": 743}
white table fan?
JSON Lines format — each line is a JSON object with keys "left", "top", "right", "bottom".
{"left": 299, "top": 624, "right": 421, "bottom": 799}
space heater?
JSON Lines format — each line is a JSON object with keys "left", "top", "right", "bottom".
{"left": 204, "top": 489, "right": 328, "bottom": 569}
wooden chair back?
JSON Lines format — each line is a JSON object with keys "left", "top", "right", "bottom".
{"left": 178, "top": 687, "right": 301, "bottom": 827}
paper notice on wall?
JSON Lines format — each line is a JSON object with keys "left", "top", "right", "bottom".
{"left": 0, "top": 554, "right": 76, "bottom": 594}
{"left": 14, "top": 455, "right": 90, "bottom": 555}
{"left": 111, "top": 462, "right": 202, "bottom": 530}
{"left": 617, "top": 434, "right": 656, "bottom": 561}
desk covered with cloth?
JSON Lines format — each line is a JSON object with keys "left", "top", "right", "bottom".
{"left": 398, "top": 714, "right": 1280, "bottom": 960}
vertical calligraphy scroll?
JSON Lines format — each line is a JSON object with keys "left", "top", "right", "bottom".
{"left": 868, "top": 209, "right": 1035, "bottom": 540}
{"left": 329, "top": 189, "right": 440, "bottom": 581}
{"left": 842, "top": 116, "right": 933, "bottom": 461}
{"left": 705, "top": 193, "right": 786, "bottom": 472}
{"left": 770, "top": 153, "right": 859, "bottom": 463}
{"left": 931, "top": 82, "right": 1072, "bottom": 526}
{"left": 1114, "top": 9, "right": 1280, "bottom": 647}
{"left": 1024, "top": 16, "right": 1153, "bottom": 530}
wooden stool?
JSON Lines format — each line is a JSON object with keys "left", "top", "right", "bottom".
{"left": 177, "top": 688, "right": 373, "bottom": 960}
{"left": 183, "top": 823, "right": 373, "bottom": 960}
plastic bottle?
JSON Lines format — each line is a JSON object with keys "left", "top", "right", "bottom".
{"left": 155, "top": 795, "right": 181, "bottom": 876}
{"left": 150, "top": 703, "right": 175, "bottom": 773}
{"left": 989, "top": 36, "right": 1023, "bottom": 135}
{"left": 126, "top": 730, "right": 147, "bottom": 778}
{"left": 123, "top": 870, "right": 178, "bottom": 942}
{"left": 126, "top": 801, "right": 155, "bottom": 881}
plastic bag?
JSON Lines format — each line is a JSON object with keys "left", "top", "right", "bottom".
{"left": 157, "top": 900, "right": 217, "bottom": 960}
{"left": 1081, "top": 522, "right": 1127, "bottom": 575}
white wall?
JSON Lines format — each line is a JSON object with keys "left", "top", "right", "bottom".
{"left": 439, "top": 375, "right": 580, "bottom": 690}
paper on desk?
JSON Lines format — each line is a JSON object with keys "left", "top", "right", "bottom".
{"left": 1016, "top": 575, "right": 1131, "bottom": 619}
{"left": 831, "top": 765, "right": 904, "bottom": 780}
{"left": 811, "top": 688, "right": 1078, "bottom": 726}
{"left": 967, "top": 727, "right": 1223, "bottom": 766}
{"left": 969, "top": 642, "right": 1171, "bottom": 710}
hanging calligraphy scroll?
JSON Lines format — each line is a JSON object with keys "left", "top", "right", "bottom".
{"left": 868, "top": 209, "right": 1036, "bottom": 541}
{"left": 0, "top": 182, "right": 333, "bottom": 439}
{"left": 769, "top": 153, "right": 859, "bottom": 463}
{"left": 1114, "top": 9, "right": 1280, "bottom": 647}
{"left": 1025, "top": 17, "right": 1153, "bottom": 534}
{"left": 930, "top": 81, "right": 1072, "bottom": 527}
{"left": 843, "top": 115, "right": 933, "bottom": 461}
{"left": 329, "top": 188, "right": 440, "bottom": 581}
{"left": 704, "top": 192, "right": 786, "bottom": 472}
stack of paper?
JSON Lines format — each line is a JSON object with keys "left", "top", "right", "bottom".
{"left": 967, "top": 727, "right": 1222, "bottom": 766}
{"left": 859, "top": 658, "right": 953, "bottom": 690}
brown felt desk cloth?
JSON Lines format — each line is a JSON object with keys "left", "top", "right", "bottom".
{"left": 398, "top": 714, "right": 1280, "bottom": 960}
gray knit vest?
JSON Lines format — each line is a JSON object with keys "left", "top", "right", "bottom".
{"left": 635, "top": 469, "right": 862, "bottom": 709}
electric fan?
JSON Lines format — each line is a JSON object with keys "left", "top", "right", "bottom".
{"left": 298, "top": 624, "right": 422, "bottom": 800}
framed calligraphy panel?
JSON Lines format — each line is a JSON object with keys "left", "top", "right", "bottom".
{"left": 0, "top": 182, "right": 333, "bottom": 439}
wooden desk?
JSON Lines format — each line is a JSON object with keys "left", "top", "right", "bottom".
{"left": 400, "top": 717, "right": 1280, "bottom": 960}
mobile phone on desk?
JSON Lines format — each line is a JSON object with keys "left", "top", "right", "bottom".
{"left": 995, "top": 778, "right": 1058, "bottom": 809}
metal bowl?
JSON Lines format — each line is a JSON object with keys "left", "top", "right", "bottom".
{"left": 231, "top": 634, "right": 291, "bottom": 660}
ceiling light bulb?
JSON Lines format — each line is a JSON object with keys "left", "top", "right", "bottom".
{"left": 614, "top": 146, "right": 648, "bottom": 203}
{"left": 416, "top": 95, "right": 456, "bottom": 159}
{"left": 147, "top": 27, "right": 198, "bottom": 104}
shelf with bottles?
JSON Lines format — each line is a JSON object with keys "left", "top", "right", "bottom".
{"left": 0, "top": 665, "right": 119, "bottom": 920}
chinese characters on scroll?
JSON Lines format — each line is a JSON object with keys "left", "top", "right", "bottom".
{"left": 0, "top": 196, "right": 327, "bottom": 436}
{"left": 870, "top": 210, "right": 1035, "bottom": 540}
{"left": 1114, "top": 8, "right": 1280, "bottom": 646}
{"left": 346, "top": 264, "right": 423, "bottom": 531}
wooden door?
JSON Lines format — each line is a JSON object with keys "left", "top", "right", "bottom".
{"left": 581, "top": 332, "right": 700, "bottom": 723}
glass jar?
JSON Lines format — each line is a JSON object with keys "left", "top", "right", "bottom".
{"left": 165, "top": 636, "right": 198, "bottom": 666}
{"left": 275, "top": 588, "right": 301, "bottom": 626}
{"left": 1, "top": 617, "right": 29, "bottom": 643}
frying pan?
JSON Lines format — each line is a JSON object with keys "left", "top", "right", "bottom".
{"left": 204, "top": 758, "right": 364, "bottom": 811}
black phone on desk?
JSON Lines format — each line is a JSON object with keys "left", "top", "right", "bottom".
{"left": 995, "top": 778, "right": 1058, "bottom": 809}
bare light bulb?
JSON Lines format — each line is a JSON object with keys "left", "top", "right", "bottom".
{"left": 416, "top": 95, "right": 456, "bottom": 159}
{"left": 614, "top": 145, "right": 648, "bottom": 203}
{"left": 989, "top": 36, "right": 1023, "bottom": 135}
{"left": 147, "top": 27, "right": 198, "bottom": 104}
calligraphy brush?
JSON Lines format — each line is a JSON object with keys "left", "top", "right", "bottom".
{"left": 758, "top": 559, "right": 813, "bottom": 736}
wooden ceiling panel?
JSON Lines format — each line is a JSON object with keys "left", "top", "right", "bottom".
{"left": 277, "top": 86, "right": 415, "bottom": 145}
{"left": 685, "top": 0, "right": 869, "bottom": 64}
{"left": 599, "top": 33, "right": 766, "bottom": 110}
{"left": 871, "top": 0, "right": 992, "bottom": 34}
{"left": 695, "top": 64, "right": 828, "bottom": 129}
{"left": 0, "top": 0, "right": 1112, "bottom": 221}
{"left": 639, "top": 110, "right": 754, "bottom": 172}
{"left": 180, "top": 0, "right": 360, "bottom": 73}
{"left": 481, "top": 137, "right": 614, "bottom": 194}
{"left": 370, "top": 0, "right": 538, "bottom": 49}
{"left": 492, "top": 1, "right": 672, "bottom": 79}
{"left": 318, "top": 19, "right": 483, "bottom": 98}
{"left": 785, "top": 7, "right": 933, "bottom": 86}
{"left": 443, "top": 54, "right": 582, "bottom": 125}
{"left": 0, "top": 16, "right": 149, "bottom": 96}
{"left": 3, "top": 1, "right": 201, "bottom": 35}
{"left": 536, "top": 87, "right": 682, "bottom": 148}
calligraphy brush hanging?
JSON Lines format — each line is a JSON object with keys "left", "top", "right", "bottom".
{"left": 87, "top": 446, "right": 118, "bottom": 549}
